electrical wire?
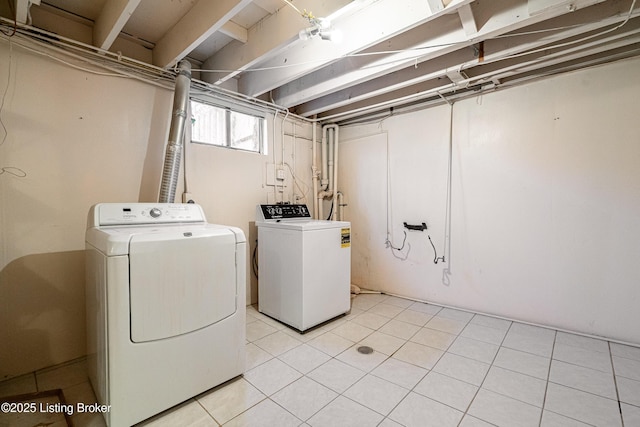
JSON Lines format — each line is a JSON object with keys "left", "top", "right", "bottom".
{"left": 0, "top": 0, "right": 636, "bottom": 131}
{"left": 0, "top": 38, "right": 11, "bottom": 146}
{"left": 436, "top": 93, "right": 453, "bottom": 264}
{"left": 0, "top": 37, "right": 27, "bottom": 179}
{"left": 386, "top": 230, "right": 407, "bottom": 251}
{"left": 382, "top": 128, "right": 410, "bottom": 260}
{"left": 442, "top": 97, "right": 454, "bottom": 284}
{"left": 1, "top": 2, "right": 636, "bottom": 96}
{"left": 191, "top": 2, "right": 639, "bottom": 77}
{"left": 0, "top": 22, "right": 295, "bottom": 119}
{"left": 281, "top": 0, "right": 303, "bottom": 16}
{"left": 252, "top": 240, "right": 259, "bottom": 278}
{"left": 191, "top": 30, "right": 574, "bottom": 74}
{"left": 0, "top": 166, "right": 27, "bottom": 177}
{"left": 283, "top": 162, "right": 310, "bottom": 202}
{"left": 1, "top": 0, "right": 16, "bottom": 37}
{"left": 428, "top": 235, "right": 445, "bottom": 264}
{"left": 479, "top": 0, "right": 638, "bottom": 65}
{"left": 11, "top": 40, "right": 140, "bottom": 78}
{"left": 388, "top": 237, "right": 410, "bottom": 261}
{"left": 281, "top": 0, "right": 323, "bottom": 25}
{"left": 326, "top": 199, "right": 333, "bottom": 220}
{"left": 1, "top": 1, "right": 636, "bottom": 82}
{"left": 383, "top": 122, "right": 412, "bottom": 261}
{"left": 0, "top": 28, "right": 174, "bottom": 89}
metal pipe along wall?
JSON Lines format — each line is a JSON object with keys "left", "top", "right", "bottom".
{"left": 159, "top": 60, "right": 192, "bottom": 203}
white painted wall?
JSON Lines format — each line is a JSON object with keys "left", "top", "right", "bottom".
{"left": 0, "top": 40, "right": 313, "bottom": 379}
{"left": 340, "top": 57, "right": 640, "bottom": 345}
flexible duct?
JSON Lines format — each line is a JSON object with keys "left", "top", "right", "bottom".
{"left": 159, "top": 60, "right": 192, "bottom": 203}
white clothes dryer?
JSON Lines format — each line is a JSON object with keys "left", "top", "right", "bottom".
{"left": 256, "top": 204, "right": 351, "bottom": 332}
{"left": 85, "top": 203, "right": 246, "bottom": 426}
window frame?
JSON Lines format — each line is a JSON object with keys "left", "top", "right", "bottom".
{"left": 189, "top": 96, "right": 267, "bottom": 154}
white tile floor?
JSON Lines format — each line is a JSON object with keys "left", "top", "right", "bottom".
{"left": 2, "top": 293, "right": 640, "bottom": 427}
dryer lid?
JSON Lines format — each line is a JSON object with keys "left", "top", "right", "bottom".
{"left": 85, "top": 223, "right": 245, "bottom": 256}
{"left": 129, "top": 227, "right": 238, "bottom": 343}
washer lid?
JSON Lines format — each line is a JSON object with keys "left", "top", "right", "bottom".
{"left": 256, "top": 219, "right": 350, "bottom": 231}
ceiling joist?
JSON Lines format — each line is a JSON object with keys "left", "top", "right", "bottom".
{"left": 93, "top": 0, "right": 142, "bottom": 50}
{"left": 3, "top": 0, "right": 639, "bottom": 121}
{"left": 272, "top": 0, "right": 608, "bottom": 112}
{"left": 458, "top": 4, "right": 478, "bottom": 36}
{"left": 237, "top": 0, "right": 476, "bottom": 98}
{"left": 14, "top": 0, "right": 31, "bottom": 24}
{"left": 293, "top": 1, "right": 640, "bottom": 117}
{"left": 219, "top": 20, "right": 248, "bottom": 43}
{"left": 152, "top": 0, "right": 253, "bottom": 69}
{"left": 200, "top": 0, "right": 352, "bottom": 86}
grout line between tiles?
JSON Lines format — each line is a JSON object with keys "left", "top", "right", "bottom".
{"left": 194, "top": 398, "right": 222, "bottom": 427}
{"left": 608, "top": 341, "right": 626, "bottom": 427}
{"left": 380, "top": 313, "right": 466, "bottom": 421}
{"left": 456, "top": 315, "right": 515, "bottom": 426}
{"left": 538, "top": 328, "right": 557, "bottom": 427}
{"left": 12, "top": 295, "right": 638, "bottom": 427}
{"left": 372, "top": 292, "right": 640, "bottom": 350}
{"left": 266, "top": 396, "right": 308, "bottom": 425}
{"left": 545, "top": 379, "right": 622, "bottom": 402}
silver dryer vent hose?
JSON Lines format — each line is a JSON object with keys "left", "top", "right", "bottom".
{"left": 159, "top": 60, "right": 192, "bottom": 203}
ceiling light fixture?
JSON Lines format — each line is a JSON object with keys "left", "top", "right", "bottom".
{"left": 279, "top": 1, "right": 342, "bottom": 43}
{"left": 298, "top": 18, "right": 343, "bottom": 43}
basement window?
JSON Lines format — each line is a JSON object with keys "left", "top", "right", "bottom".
{"left": 190, "top": 99, "right": 266, "bottom": 153}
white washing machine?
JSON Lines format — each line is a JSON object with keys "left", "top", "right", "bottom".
{"left": 256, "top": 204, "right": 351, "bottom": 332}
{"left": 85, "top": 203, "right": 246, "bottom": 426}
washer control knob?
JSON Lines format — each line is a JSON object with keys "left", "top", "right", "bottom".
{"left": 149, "top": 208, "right": 162, "bottom": 218}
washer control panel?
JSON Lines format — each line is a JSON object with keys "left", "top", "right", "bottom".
{"left": 92, "top": 203, "right": 206, "bottom": 227}
{"left": 257, "top": 204, "right": 311, "bottom": 221}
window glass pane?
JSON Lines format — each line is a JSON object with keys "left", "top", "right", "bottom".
{"left": 191, "top": 100, "right": 226, "bottom": 146}
{"left": 230, "top": 111, "right": 261, "bottom": 152}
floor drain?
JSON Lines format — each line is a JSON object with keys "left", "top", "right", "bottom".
{"left": 357, "top": 345, "right": 374, "bottom": 355}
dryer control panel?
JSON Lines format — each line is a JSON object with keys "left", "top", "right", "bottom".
{"left": 89, "top": 203, "right": 207, "bottom": 227}
{"left": 257, "top": 204, "right": 311, "bottom": 221}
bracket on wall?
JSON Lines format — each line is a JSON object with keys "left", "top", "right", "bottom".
{"left": 403, "top": 222, "right": 427, "bottom": 231}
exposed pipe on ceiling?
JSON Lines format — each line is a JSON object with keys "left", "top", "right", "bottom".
{"left": 158, "top": 59, "right": 191, "bottom": 203}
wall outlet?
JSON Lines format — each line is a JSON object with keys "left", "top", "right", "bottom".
{"left": 265, "top": 163, "right": 287, "bottom": 187}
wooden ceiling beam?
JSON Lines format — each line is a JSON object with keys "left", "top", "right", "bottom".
{"left": 93, "top": 0, "right": 142, "bottom": 50}
{"left": 152, "top": 0, "right": 253, "bottom": 69}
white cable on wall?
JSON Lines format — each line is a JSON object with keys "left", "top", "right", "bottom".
{"left": 0, "top": 39, "right": 27, "bottom": 179}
